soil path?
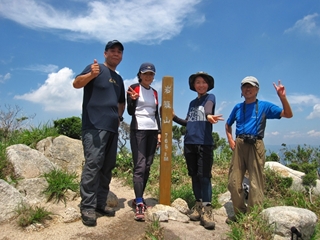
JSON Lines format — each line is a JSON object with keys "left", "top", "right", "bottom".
{"left": 0, "top": 178, "right": 230, "bottom": 240}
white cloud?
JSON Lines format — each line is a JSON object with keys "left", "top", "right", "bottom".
{"left": 307, "top": 130, "right": 320, "bottom": 137}
{"left": 0, "top": 73, "right": 11, "bottom": 83}
{"left": 216, "top": 101, "right": 228, "bottom": 114}
{"left": 288, "top": 94, "right": 320, "bottom": 105}
{"left": 284, "top": 13, "right": 320, "bottom": 37}
{"left": 14, "top": 67, "right": 82, "bottom": 112}
{"left": 271, "top": 131, "right": 279, "bottom": 136}
{"left": 0, "top": 0, "right": 203, "bottom": 44}
{"left": 287, "top": 94, "right": 320, "bottom": 120}
{"left": 306, "top": 103, "right": 320, "bottom": 119}
{"left": 23, "top": 64, "right": 59, "bottom": 73}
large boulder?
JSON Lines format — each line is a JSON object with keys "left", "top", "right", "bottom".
{"left": 16, "top": 178, "right": 48, "bottom": 204}
{"left": 6, "top": 144, "right": 57, "bottom": 179}
{"left": 0, "top": 179, "right": 28, "bottom": 223}
{"left": 265, "top": 162, "right": 320, "bottom": 195}
{"left": 261, "top": 206, "right": 317, "bottom": 239}
{"left": 36, "top": 135, "right": 84, "bottom": 179}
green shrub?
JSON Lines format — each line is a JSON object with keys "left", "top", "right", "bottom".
{"left": 42, "top": 169, "right": 79, "bottom": 204}
{"left": 54, "top": 116, "right": 81, "bottom": 140}
{"left": 264, "top": 167, "right": 293, "bottom": 199}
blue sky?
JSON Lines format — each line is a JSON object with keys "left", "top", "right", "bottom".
{"left": 0, "top": 0, "right": 319, "bottom": 146}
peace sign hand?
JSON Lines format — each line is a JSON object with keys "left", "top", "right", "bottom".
{"left": 127, "top": 86, "right": 139, "bottom": 100}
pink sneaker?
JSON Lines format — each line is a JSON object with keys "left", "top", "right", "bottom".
{"left": 134, "top": 203, "right": 145, "bottom": 221}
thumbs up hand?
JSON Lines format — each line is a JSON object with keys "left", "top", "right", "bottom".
{"left": 91, "top": 59, "right": 100, "bottom": 78}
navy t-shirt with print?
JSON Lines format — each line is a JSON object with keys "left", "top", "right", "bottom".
{"left": 77, "top": 64, "right": 125, "bottom": 132}
{"left": 184, "top": 94, "right": 216, "bottom": 145}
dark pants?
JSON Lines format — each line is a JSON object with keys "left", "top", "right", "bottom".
{"left": 184, "top": 144, "right": 213, "bottom": 202}
{"left": 80, "top": 129, "right": 118, "bottom": 210}
{"left": 130, "top": 130, "right": 158, "bottom": 199}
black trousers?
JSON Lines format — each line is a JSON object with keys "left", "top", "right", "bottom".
{"left": 130, "top": 130, "right": 158, "bottom": 198}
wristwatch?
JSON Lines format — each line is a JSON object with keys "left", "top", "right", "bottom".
{"left": 118, "top": 116, "right": 124, "bottom": 122}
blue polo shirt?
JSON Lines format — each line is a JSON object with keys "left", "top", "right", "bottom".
{"left": 226, "top": 100, "right": 282, "bottom": 137}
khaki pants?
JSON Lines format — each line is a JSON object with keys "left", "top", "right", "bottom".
{"left": 227, "top": 138, "right": 265, "bottom": 215}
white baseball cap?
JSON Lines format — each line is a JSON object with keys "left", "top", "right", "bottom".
{"left": 241, "top": 76, "right": 259, "bottom": 88}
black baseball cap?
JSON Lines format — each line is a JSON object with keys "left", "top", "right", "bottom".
{"left": 105, "top": 40, "right": 124, "bottom": 51}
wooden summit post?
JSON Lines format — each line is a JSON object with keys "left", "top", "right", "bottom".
{"left": 159, "top": 76, "right": 174, "bottom": 205}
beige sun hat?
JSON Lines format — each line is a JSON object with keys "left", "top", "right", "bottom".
{"left": 241, "top": 76, "right": 259, "bottom": 88}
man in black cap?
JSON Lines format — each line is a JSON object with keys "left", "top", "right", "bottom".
{"left": 73, "top": 40, "right": 125, "bottom": 226}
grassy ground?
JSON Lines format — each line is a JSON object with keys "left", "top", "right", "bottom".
{"left": 1, "top": 122, "right": 319, "bottom": 239}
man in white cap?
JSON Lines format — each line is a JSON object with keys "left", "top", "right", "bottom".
{"left": 225, "top": 76, "right": 293, "bottom": 223}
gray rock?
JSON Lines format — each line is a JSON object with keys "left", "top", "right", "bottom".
{"left": 0, "top": 179, "right": 28, "bottom": 223}
{"left": 37, "top": 135, "right": 84, "bottom": 180}
{"left": 106, "top": 191, "right": 118, "bottom": 207}
{"left": 265, "top": 162, "right": 320, "bottom": 195}
{"left": 6, "top": 144, "right": 57, "bottom": 179}
{"left": 146, "top": 204, "right": 189, "bottom": 223}
{"left": 62, "top": 207, "right": 81, "bottom": 223}
{"left": 171, "top": 197, "right": 190, "bottom": 214}
{"left": 261, "top": 206, "right": 317, "bottom": 240}
{"left": 16, "top": 178, "right": 48, "bottom": 204}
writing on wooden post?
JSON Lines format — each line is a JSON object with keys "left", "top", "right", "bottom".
{"left": 159, "top": 76, "right": 174, "bottom": 205}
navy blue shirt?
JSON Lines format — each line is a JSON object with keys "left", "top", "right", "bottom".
{"left": 183, "top": 94, "right": 216, "bottom": 145}
{"left": 226, "top": 100, "right": 282, "bottom": 137}
{"left": 77, "top": 64, "right": 125, "bottom": 132}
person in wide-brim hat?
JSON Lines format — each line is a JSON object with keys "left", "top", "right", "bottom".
{"left": 189, "top": 71, "right": 214, "bottom": 92}
{"left": 172, "top": 70, "right": 223, "bottom": 230}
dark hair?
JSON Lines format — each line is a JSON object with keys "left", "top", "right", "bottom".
{"left": 137, "top": 72, "right": 142, "bottom": 82}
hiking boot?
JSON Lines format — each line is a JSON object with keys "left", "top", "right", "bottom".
{"left": 134, "top": 203, "right": 145, "bottom": 221}
{"left": 96, "top": 206, "right": 115, "bottom": 217}
{"left": 200, "top": 205, "right": 215, "bottom": 230}
{"left": 81, "top": 209, "right": 97, "bottom": 227}
{"left": 188, "top": 201, "right": 202, "bottom": 221}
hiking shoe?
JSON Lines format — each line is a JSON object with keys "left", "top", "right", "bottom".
{"left": 200, "top": 205, "right": 215, "bottom": 230}
{"left": 81, "top": 209, "right": 97, "bottom": 227}
{"left": 132, "top": 199, "right": 149, "bottom": 210}
{"left": 96, "top": 206, "right": 115, "bottom": 217}
{"left": 188, "top": 201, "right": 202, "bottom": 221}
{"left": 134, "top": 203, "right": 145, "bottom": 221}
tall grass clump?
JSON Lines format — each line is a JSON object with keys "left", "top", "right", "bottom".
{"left": 42, "top": 169, "right": 79, "bottom": 204}
{"left": 227, "top": 206, "right": 274, "bottom": 240}
{"left": 15, "top": 203, "right": 52, "bottom": 227}
{"left": 10, "top": 122, "right": 59, "bottom": 148}
{"left": 141, "top": 216, "right": 164, "bottom": 240}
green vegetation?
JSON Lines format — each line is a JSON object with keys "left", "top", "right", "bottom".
{"left": 141, "top": 216, "right": 164, "bottom": 240}
{"left": 53, "top": 116, "right": 82, "bottom": 140}
{"left": 42, "top": 169, "right": 79, "bottom": 204}
{"left": 1, "top": 105, "right": 320, "bottom": 237}
{"left": 115, "top": 124, "right": 320, "bottom": 239}
{"left": 15, "top": 203, "right": 52, "bottom": 227}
